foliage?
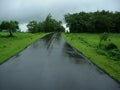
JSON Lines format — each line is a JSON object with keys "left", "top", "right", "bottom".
{"left": 106, "top": 43, "right": 118, "bottom": 50}
{"left": 27, "top": 20, "right": 39, "bottom": 33}
{"left": 99, "top": 33, "right": 109, "bottom": 48}
{"left": 0, "top": 20, "right": 19, "bottom": 37}
{"left": 107, "top": 49, "right": 120, "bottom": 61}
{"left": 98, "top": 33, "right": 120, "bottom": 61}
{"left": 64, "top": 10, "right": 120, "bottom": 33}
{"left": 27, "top": 14, "right": 65, "bottom": 33}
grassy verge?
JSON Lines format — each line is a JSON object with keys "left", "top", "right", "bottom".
{"left": 63, "top": 33, "right": 120, "bottom": 83}
{"left": 0, "top": 32, "right": 48, "bottom": 64}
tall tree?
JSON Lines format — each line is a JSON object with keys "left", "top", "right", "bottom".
{"left": 43, "top": 14, "right": 64, "bottom": 32}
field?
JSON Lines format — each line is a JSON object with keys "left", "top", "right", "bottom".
{"left": 0, "top": 32, "right": 48, "bottom": 64}
{"left": 63, "top": 33, "right": 120, "bottom": 82}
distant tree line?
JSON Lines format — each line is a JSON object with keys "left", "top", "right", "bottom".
{"left": 64, "top": 10, "right": 120, "bottom": 33}
{"left": 27, "top": 14, "right": 65, "bottom": 33}
{"left": 0, "top": 14, "right": 65, "bottom": 37}
{"left": 1, "top": 11, "right": 120, "bottom": 35}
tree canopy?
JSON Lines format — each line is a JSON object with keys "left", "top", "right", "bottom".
{"left": 0, "top": 20, "right": 19, "bottom": 37}
{"left": 27, "top": 14, "right": 65, "bottom": 33}
{"left": 64, "top": 10, "right": 120, "bottom": 33}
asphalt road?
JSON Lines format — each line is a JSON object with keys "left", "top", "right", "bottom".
{"left": 0, "top": 33, "right": 120, "bottom": 90}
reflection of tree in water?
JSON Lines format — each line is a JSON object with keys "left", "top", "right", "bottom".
{"left": 32, "top": 41, "right": 40, "bottom": 48}
{"left": 42, "top": 32, "right": 62, "bottom": 49}
{"left": 54, "top": 32, "right": 62, "bottom": 45}
{"left": 30, "top": 33, "right": 53, "bottom": 49}
{"left": 63, "top": 42, "right": 91, "bottom": 64}
{"left": 41, "top": 33, "right": 54, "bottom": 48}
{"left": 63, "top": 42, "right": 105, "bottom": 75}
{"left": 95, "top": 67, "right": 104, "bottom": 75}
{"left": 14, "top": 53, "right": 20, "bottom": 58}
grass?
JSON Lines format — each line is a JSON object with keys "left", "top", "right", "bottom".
{"left": 63, "top": 33, "right": 120, "bottom": 83}
{"left": 0, "top": 32, "right": 48, "bottom": 64}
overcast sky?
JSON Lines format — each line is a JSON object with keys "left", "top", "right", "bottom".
{"left": 0, "top": 0, "right": 120, "bottom": 31}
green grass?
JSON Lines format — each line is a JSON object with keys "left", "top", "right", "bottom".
{"left": 0, "top": 32, "right": 48, "bottom": 64}
{"left": 63, "top": 33, "right": 120, "bottom": 83}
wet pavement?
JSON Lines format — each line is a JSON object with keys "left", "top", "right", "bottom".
{"left": 0, "top": 33, "right": 120, "bottom": 90}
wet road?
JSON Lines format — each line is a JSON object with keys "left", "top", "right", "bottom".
{"left": 0, "top": 33, "right": 120, "bottom": 90}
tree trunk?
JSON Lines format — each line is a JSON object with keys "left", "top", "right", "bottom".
{"left": 9, "top": 29, "right": 13, "bottom": 37}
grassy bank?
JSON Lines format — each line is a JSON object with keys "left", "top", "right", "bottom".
{"left": 0, "top": 32, "right": 48, "bottom": 64}
{"left": 63, "top": 33, "right": 120, "bottom": 82}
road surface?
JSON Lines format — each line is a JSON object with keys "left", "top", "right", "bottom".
{"left": 0, "top": 33, "right": 120, "bottom": 90}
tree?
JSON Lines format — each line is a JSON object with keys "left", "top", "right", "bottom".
{"left": 0, "top": 20, "right": 19, "bottom": 37}
{"left": 9, "top": 21, "right": 19, "bottom": 36}
{"left": 43, "top": 14, "right": 64, "bottom": 32}
{"left": 114, "top": 12, "right": 120, "bottom": 33}
{"left": 27, "top": 14, "right": 65, "bottom": 33}
{"left": 65, "top": 12, "right": 90, "bottom": 33}
{"left": 64, "top": 10, "right": 120, "bottom": 33}
{"left": 27, "top": 20, "right": 38, "bottom": 33}
{"left": 0, "top": 23, "right": 2, "bottom": 32}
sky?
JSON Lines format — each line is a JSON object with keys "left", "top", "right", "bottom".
{"left": 0, "top": 0, "right": 120, "bottom": 31}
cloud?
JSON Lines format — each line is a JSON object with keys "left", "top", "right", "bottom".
{"left": 0, "top": 0, "right": 120, "bottom": 31}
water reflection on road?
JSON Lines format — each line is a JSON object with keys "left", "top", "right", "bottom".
{"left": 0, "top": 32, "right": 120, "bottom": 90}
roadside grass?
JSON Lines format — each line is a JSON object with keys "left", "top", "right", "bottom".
{"left": 63, "top": 33, "right": 120, "bottom": 83}
{"left": 0, "top": 32, "right": 48, "bottom": 64}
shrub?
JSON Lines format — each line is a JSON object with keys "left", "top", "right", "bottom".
{"left": 108, "top": 49, "right": 120, "bottom": 61}
{"left": 99, "top": 33, "right": 109, "bottom": 47}
{"left": 106, "top": 43, "right": 118, "bottom": 50}
{"left": 97, "top": 49, "right": 108, "bottom": 56}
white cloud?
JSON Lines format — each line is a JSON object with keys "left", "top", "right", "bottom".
{"left": 19, "top": 23, "right": 28, "bottom": 32}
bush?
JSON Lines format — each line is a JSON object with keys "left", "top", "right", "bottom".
{"left": 108, "top": 49, "right": 120, "bottom": 61}
{"left": 97, "top": 42, "right": 120, "bottom": 61}
{"left": 106, "top": 43, "right": 118, "bottom": 50}
{"left": 97, "top": 49, "right": 108, "bottom": 56}
{"left": 99, "top": 33, "right": 109, "bottom": 47}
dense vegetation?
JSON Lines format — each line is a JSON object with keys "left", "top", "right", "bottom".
{"left": 27, "top": 14, "right": 65, "bottom": 33}
{"left": 63, "top": 33, "right": 120, "bottom": 82}
{"left": 0, "top": 32, "right": 48, "bottom": 64}
{"left": 65, "top": 10, "right": 120, "bottom": 33}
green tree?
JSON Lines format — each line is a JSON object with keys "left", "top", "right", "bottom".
{"left": 9, "top": 21, "right": 19, "bottom": 36}
{"left": 114, "top": 12, "right": 120, "bottom": 33}
{"left": 27, "top": 20, "right": 38, "bottom": 33}
{"left": 43, "top": 14, "right": 65, "bottom": 32}
{"left": 0, "top": 21, "right": 19, "bottom": 37}
{"left": 64, "top": 10, "right": 120, "bottom": 33}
